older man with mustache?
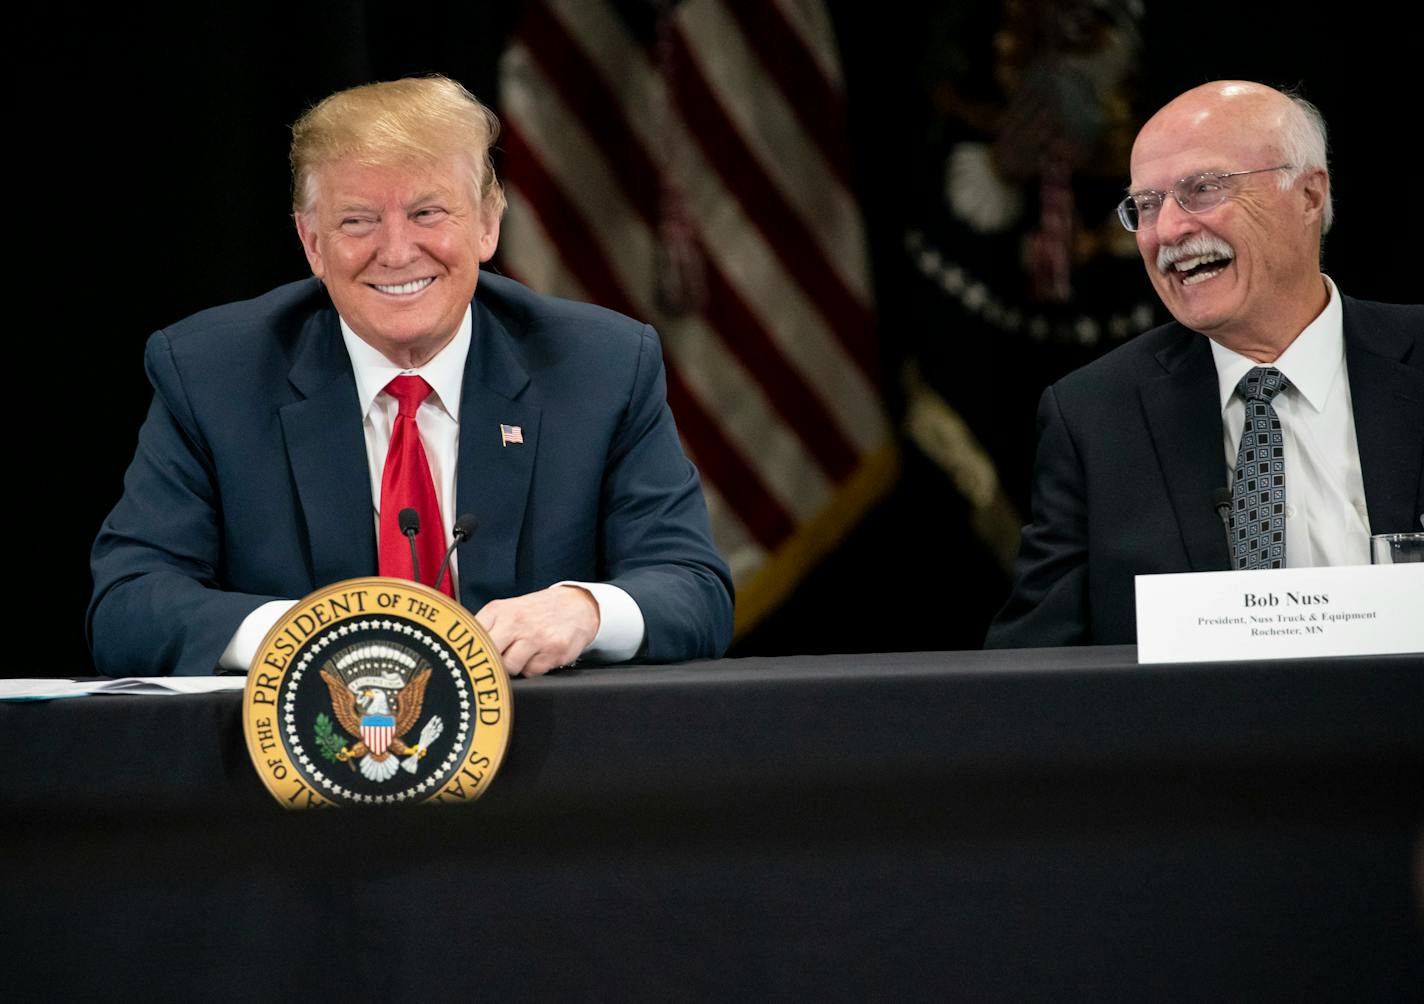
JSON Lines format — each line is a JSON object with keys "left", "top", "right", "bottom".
{"left": 987, "top": 80, "right": 1423, "bottom": 648}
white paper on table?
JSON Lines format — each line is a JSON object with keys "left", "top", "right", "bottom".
{"left": 0, "top": 676, "right": 247, "bottom": 701}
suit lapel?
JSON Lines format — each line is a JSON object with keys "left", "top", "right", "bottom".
{"left": 455, "top": 297, "right": 541, "bottom": 609}
{"left": 1141, "top": 329, "right": 1232, "bottom": 571}
{"left": 1344, "top": 297, "right": 1424, "bottom": 534}
{"left": 279, "top": 309, "right": 377, "bottom": 587}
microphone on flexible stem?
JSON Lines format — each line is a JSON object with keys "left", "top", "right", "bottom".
{"left": 399, "top": 507, "right": 421, "bottom": 584}
{"left": 434, "top": 513, "right": 478, "bottom": 594}
{"left": 1213, "top": 487, "right": 1235, "bottom": 569}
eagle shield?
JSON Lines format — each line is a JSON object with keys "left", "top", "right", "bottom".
{"left": 361, "top": 714, "right": 396, "bottom": 756}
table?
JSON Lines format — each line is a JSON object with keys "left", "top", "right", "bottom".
{"left": 5, "top": 647, "right": 1422, "bottom": 999}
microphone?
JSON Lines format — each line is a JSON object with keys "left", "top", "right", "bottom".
{"left": 399, "top": 507, "right": 421, "bottom": 583}
{"left": 1213, "top": 488, "right": 1235, "bottom": 569}
{"left": 434, "top": 513, "right": 478, "bottom": 594}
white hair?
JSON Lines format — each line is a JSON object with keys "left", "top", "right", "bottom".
{"left": 1277, "top": 92, "right": 1332, "bottom": 233}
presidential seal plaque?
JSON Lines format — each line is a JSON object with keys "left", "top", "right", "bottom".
{"left": 242, "top": 577, "right": 512, "bottom": 809}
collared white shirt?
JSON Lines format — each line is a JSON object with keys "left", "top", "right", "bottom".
{"left": 341, "top": 308, "right": 468, "bottom": 547}
{"left": 219, "top": 305, "right": 644, "bottom": 670}
{"left": 1209, "top": 275, "right": 1372, "bottom": 567}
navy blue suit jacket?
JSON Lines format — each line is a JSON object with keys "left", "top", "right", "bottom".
{"left": 89, "top": 274, "right": 733, "bottom": 676}
{"left": 986, "top": 296, "right": 1424, "bottom": 648}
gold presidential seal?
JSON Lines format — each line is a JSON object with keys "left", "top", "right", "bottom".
{"left": 242, "top": 577, "right": 512, "bottom": 809}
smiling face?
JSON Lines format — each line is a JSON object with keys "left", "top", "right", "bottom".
{"left": 295, "top": 155, "right": 500, "bottom": 368}
{"left": 1129, "top": 82, "right": 1329, "bottom": 360}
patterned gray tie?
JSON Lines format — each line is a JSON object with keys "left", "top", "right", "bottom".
{"left": 1230, "top": 366, "right": 1289, "bottom": 569}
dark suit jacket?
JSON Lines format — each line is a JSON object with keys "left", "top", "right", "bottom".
{"left": 89, "top": 274, "right": 734, "bottom": 676}
{"left": 986, "top": 296, "right": 1424, "bottom": 648}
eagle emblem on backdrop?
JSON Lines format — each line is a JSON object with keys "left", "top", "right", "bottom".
{"left": 898, "top": 0, "right": 1159, "bottom": 573}
{"left": 319, "top": 644, "right": 445, "bottom": 783}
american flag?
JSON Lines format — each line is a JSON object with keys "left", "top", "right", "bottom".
{"left": 497, "top": 0, "right": 893, "bottom": 635}
{"left": 500, "top": 423, "right": 524, "bottom": 446}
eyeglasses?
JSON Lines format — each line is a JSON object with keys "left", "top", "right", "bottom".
{"left": 1116, "top": 165, "right": 1293, "bottom": 232}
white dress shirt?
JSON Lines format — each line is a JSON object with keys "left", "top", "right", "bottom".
{"left": 219, "top": 305, "right": 644, "bottom": 670}
{"left": 1209, "top": 276, "right": 1372, "bottom": 567}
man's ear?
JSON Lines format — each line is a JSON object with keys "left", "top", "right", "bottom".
{"left": 294, "top": 212, "right": 326, "bottom": 279}
{"left": 1299, "top": 168, "right": 1329, "bottom": 226}
{"left": 477, "top": 205, "right": 501, "bottom": 263}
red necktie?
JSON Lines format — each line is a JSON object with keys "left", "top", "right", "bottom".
{"left": 378, "top": 376, "right": 453, "bottom": 597}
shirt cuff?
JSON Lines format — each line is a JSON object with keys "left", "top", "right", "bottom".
{"left": 218, "top": 599, "right": 298, "bottom": 671}
{"left": 557, "top": 581, "right": 645, "bottom": 663}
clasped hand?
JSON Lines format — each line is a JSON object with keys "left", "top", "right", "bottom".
{"left": 475, "top": 584, "right": 600, "bottom": 677}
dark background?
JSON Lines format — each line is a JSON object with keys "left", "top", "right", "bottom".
{"left": 39, "top": 2, "right": 1414, "bottom": 673}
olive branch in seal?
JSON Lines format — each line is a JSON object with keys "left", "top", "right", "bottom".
{"left": 314, "top": 712, "right": 346, "bottom": 764}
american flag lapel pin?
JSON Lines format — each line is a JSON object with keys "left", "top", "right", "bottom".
{"left": 500, "top": 423, "right": 524, "bottom": 447}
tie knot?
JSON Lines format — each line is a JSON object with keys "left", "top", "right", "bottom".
{"left": 384, "top": 375, "right": 433, "bottom": 416}
{"left": 1237, "top": 366, "right": 1288, "bottom": 404}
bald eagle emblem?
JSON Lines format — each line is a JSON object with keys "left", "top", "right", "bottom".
{"left": 318, "top": 642, "right": 445, "bottom": 783}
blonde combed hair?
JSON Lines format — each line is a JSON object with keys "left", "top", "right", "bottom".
{"left": 290, "top": 75, "right": 506, "bottom": 218}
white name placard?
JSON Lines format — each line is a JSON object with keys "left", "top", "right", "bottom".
{"left": 1135, "top": 564, "right": 1424, "bottom": 664}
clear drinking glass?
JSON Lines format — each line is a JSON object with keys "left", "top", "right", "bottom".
{"left": 1370, "top": 532, "right": 1424, "bottom": 564}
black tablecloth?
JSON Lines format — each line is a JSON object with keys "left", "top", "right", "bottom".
{"left": 5, "top": 647, "right": 1422, "bottom": 1000}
